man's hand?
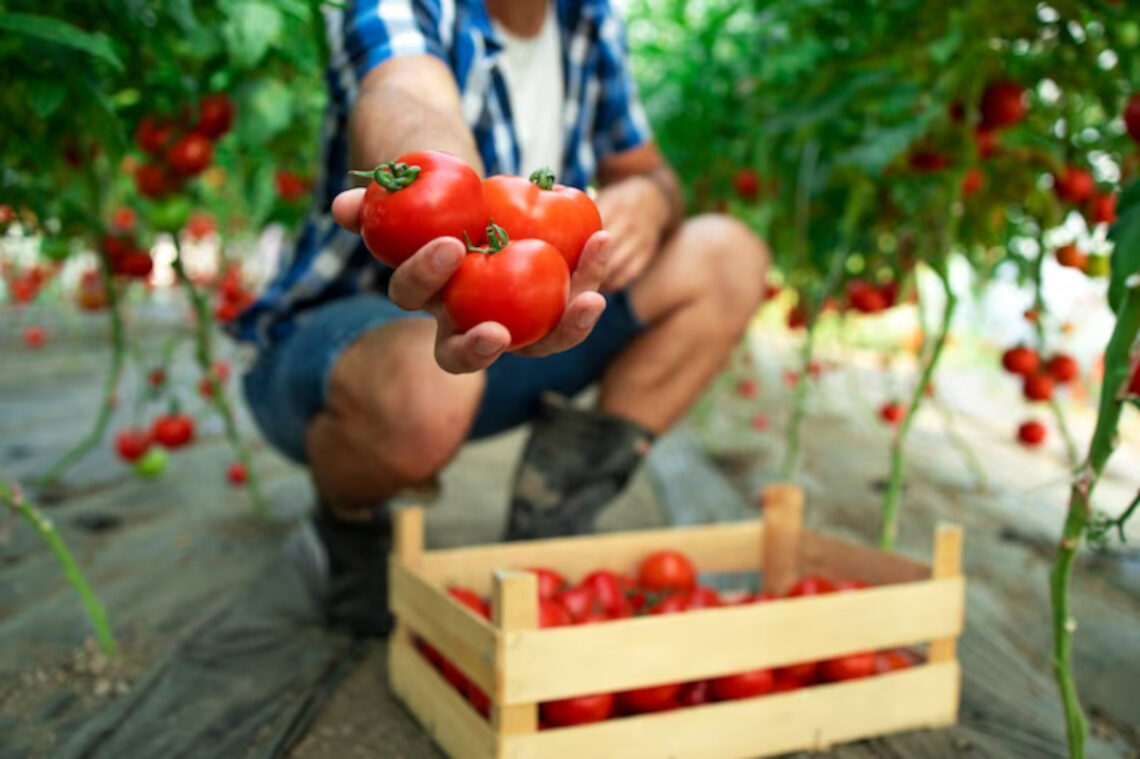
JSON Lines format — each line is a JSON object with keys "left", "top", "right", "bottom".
{"left": 332, "top": 188, "right": 610, "bottom": 374}
{"left": 595, "top": 175, "right": 671, "bottom": 292}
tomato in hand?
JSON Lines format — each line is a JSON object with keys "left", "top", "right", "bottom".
{"left": 151, "top": 414, "right": 195, "bottom": 449}
{"left": 166, "top": 134, "right": 214, "bottom": 176}
{"left": 527, "top": 567, "right": 567, "bottom": 600}
{"left": 115, "top": 428, "right": 151, "bottom": 462}
{"left": 711, "top": 669, "right": 774, "bottom": 701}
{"left": 541, "top": 692, "right": 615, "bottom": 726}
{"left": 818, "top": 651, "right": 876, "bottom": 682}
{"left": 356, "top": 150, "right": 488, "bottom": 268}
{"left": 618, "top": 682, "right": 681, "bottom": 714}
{"left": 638, "top": 550, "right": 697, "bottom": 593}
{"left": 441, "top": 225, "right": 570, "bottom": 350}
{"left": 482, "top": 167, "right": 601, "bottom": 271}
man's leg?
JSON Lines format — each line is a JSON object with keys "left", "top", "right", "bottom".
{"left": 300, "top": 319, "right": 483, "bottom": 633}
{"left": 601, "top": 213, "right": 769, "bottom": 431}
{"left": 504, "top": 214, "right": 768, "bottom": 539}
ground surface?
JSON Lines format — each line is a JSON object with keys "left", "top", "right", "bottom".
{"left": 1, "top": 309, "right": 1138, "bottom": 758}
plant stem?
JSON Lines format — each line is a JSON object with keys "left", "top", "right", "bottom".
{"left": 780, "top": 321, "right": 816, "bottom": 479}
{"left": 934, "top": 399, "right": 989, "bottom": 491}
{"left": 880, "top": 268, "right": 957, "bottom": 549}
{"left": 39, "top": 252, "right": 126, "bottom": 485}
{"left": 1049, "top": 286, "right": 1140, "bottom": 759}
{"left": 1, "top": 474, "right": 117, "bottom": 656}
{"left": 170, "top": 237, "right": 267, "bottom": 519}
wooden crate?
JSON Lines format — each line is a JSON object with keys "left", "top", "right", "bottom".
{"left": 388, "top": 484, "right": 965, "bottom": 759}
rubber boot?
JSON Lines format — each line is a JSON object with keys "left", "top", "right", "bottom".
{"left": 504, "top": 394, "right": 656, "bottom": 541}
{"left": 312, "top": 503, "right": 393, "bottom": 636}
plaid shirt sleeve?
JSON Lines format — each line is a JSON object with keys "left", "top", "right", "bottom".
{"left": 338, "top": 0, "right": 449, "bottom": 86}
{"left": 591, "top": 3, "right": 653, "bottom": 159}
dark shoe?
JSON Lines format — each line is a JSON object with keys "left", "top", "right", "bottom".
{"left": 505, "top": 394, "right": 655, "bottom": 541}
{"left": 284, "top": 503, "right": 393, "bottom": 636}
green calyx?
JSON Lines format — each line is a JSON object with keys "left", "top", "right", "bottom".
{"left": 350, "top": 161, "right": 421, "bottom": 191}
{"left": 465, "top": 222, "right": 510, "bottom": 254}
{"left": 529, "top": 166, "right": 557, "bottom": 191}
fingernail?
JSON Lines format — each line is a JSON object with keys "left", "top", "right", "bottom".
{"left": 576, "top": 310, "right": 599, "bottom": 329}
{"left": 433, "top": 242, "right": 458, "bottom": 270}
{"left": 475, "top": 337, "right": 500, "bottom": 356}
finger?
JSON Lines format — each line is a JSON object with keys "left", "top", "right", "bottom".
{"left": 388, "top": 237, "right": 466, "bottom": 311}
{"left": 603, "top": 250, "right": 646, "bottom": 292}
{"left": 515, "top": 291, "right": 606, "bottom": 357}
{"left": 331, "top": 188, "right": 366, "bottom": 233}
{"left": 435, "top": 320, "right": 511, "bottom": 374}
{"left": 570, "top": 230, "right": 613, "bottom": 297}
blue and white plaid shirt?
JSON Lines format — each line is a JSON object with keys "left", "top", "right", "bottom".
{"left": 234, "top": 0, "right": 652, "bottom": 346}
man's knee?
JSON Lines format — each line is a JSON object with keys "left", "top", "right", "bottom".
{"left": 682, "top": 214, "right": 769, "bottom": 319}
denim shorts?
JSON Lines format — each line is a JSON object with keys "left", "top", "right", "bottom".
{"left": 242, "top": 292, "right": 645, "bottom": 463}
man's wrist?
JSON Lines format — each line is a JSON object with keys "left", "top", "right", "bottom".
{"left": 638, "top": 168, "right": 681, "bottom": 234}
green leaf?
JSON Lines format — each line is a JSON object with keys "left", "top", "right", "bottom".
{"left": 837, "top": 116, "right": 933, "bottom": 175}
{"left": 222, "top": 2, "right": 284, "bottom": 69}
{"left": 28, "top": 79, "right": 66, "bottom": 119}
{"left": 239, "top": 78, "right": 294, "bottom": 143}
{"left": 0, "top": 13, "right": 122, "bottom": 70}
{"left": 1108, "top": 179, "right": 1140, "bottom": 313}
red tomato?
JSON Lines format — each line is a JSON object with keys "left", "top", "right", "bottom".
{"left": 135, "top": 115, "right": 175, "bottom": 155}
{"left": 1017, "top": 420, "right": 1047, "bottom": 447}
{"left": 638, "top": 550, "right": 697, "bottom": 593}
{"left": 148, "top": 368, "right": 167, "bottom": 388}
{"left": 774, "top": 661, "right": 817, "bottom": 684}
{"left": 1001, "top": 345, "right": 1040, "bottom": 377}
{"left": 786, "top": 575, "right": 836, "bottom": 597}
{"left": 736, "top": 378, "right": 759, "bottom": 398}
{"left": 1131, "top": 363, "right": 1140, "bottom": 396}
{"left": 618, "top": 683, "right": 681, "bottom": 714}
{"left": 275, "top": 170, "right": 310, "bottom": 202}
{"left": 833, "top": 579, "right": 871, "bottom": 592}
{"left": 448, "top": 586, "right": 491, "bottom": 618}
{"left": 678, "top": 680, "right": 713, "bottom": 707}
{"left": 711, "top": 669, "right": 774, "bottom": 701}
{"left": 1055, "top": 244, "right": 1087, "bottom": 270}
{"left": 527, "top": 568, "right": 567, "bottom": 600}
{"left": 193, "top": 93, "right": 235, "bottom": 139}
{"left": 579, "top": 570, "right": 625, "bottom": 614}
{"left": 115, "top": 428, "right": 151, "bottom": 462}
{"left": 847, "top": 279, "right": 888, "bottom": 313}
{"left": 441, "top": 230, "right": 570, "bottom": 350}
{"left": 166, "top": 134, "right": 214, "bottom": 176}
{"left": 908, "top": 150, "right": 951, "bottom": 173}
{"left": 357, "top": 150, "right": 488, "bottom": 268}
{"left": 23, "top": 325, "right": 47, "bottom": 349}
{"left": 879, "top": 401, "right": 904, "bottom": 426}
{"left": 112, "top": 207, "right": 137, "bottom": 232}
{"left": 772, "top": 671, "right": 811, "bottom": 692}
{"left": 818, "top": 652, "right": 876, "bottom": 682}
{"left": 1053, "top": 167, "right": 1095, "bottom": 205}
{"left": 76, "top": 269, "right": 108, "bottom": 311}
{"left": 1086, "top": 192, "right": 1117, "bottom": 226}
{"left": 226, "top": 461, "right": 248, "bottom": 486}
{"left": 739, "top": 591, "right": 777, "bottom": 604}
{"left": 539, "top": 600, "right": 573, "bottom": 628}
{"left": 961, "top": 168, "right": 984, "bottom": 198}
{"left": 186, "top": 212, "right": 217, "bottom": 241}
{"left": 135, "top": 163, "right": 172, "bottom": 199}
{"left": 875, "top": 649, "right": 916, "bottom": 674}
{"left": 482, "top": 169, "right": 601, "bottom": 271}
{"left": 733, "top": 169, "right": 760, "bottom": 200}
{"left": 1046, "top": 354, "right": 1079, "bottom": 385}
{"left": 1126, "top": 94, "right": 1140, "bottom": 145}
{"left": 750, "top": 413, "right": 770, "bottom": 431}
{"left": 685, "top": 587, "right": 723, "bottom": 610}
{"left": 115, "top": 251, "right": 153, "bottom": 279}
{"left": 787, "top": 303, "right": 808, "bottom": 330}
{"left": 1023, "top": 373, "right": 1055, "bottom": 403}
{"left": 541, "top": 692, "right": 615, "bottom": 726}
{"left": 973, "top": 127, "right": 999, "bottom": 159}
{"left": 979, "top": 80, "right": 1026, "bottom": 130}
{"left": 649, "top": 594, "right": 690, "bottom": 615}
{"left": 553, "top": 585, "right": 596, "bottom": 623}
{"left": 464, "top": 682, "right": 491, "bottom": 718}
{"left": 151, "top": 414, "right": 195, "bottom": 449}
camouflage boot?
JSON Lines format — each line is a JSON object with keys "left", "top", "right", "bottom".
{"left": 504, "top": 394, "right": 656, "bottom": 541}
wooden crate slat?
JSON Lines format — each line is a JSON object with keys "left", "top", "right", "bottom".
{"left": 389, "top": 633, "right": 496, "bottom": 759}
{"left": 419, "top": 521, "right": 764, "bottom": 594}
{"left": 390, "top": 562, "right": 498, "bottom": 693}
{"left": 500, "top": 661, "right": 960, "bottom": 759}
{"left": 501, "top": 578, "right": 964, "bottom": 704}
{"left": 801, "top": 529, "right": 930, "bottom": 585}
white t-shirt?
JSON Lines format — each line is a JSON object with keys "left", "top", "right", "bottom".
{"left": 493, "top": 3, "right": 564, "bottom": 175}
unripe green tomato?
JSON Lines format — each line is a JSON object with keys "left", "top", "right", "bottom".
{"left": 1119, "top": 22, "right": 1139, "bottom": 50}
{"left": 41, "top": 238, "right": 71, "bottom": 262}
{"left": 1084, "top": 254, "right": 1110, "bottom": 278}
{"left": 134, "top": 448, "right": 169, "bottom": 478}
{"left": 147, "top": 197, "right": 192, "bottom": 233}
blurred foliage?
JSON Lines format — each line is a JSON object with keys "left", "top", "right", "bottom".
{"left": 0, "top": 0, "right": 328, "bottom": 247}
{"left": 629, "top": 0, "right": 1140, "bottom": 310}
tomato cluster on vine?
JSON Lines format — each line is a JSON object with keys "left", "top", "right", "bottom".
{"left": 132, "top": 93, "right": 235, "bottom": 201}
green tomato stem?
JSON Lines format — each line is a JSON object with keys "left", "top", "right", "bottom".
{"left": 529, "top": 167, "right": 557, "bottom": 191}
